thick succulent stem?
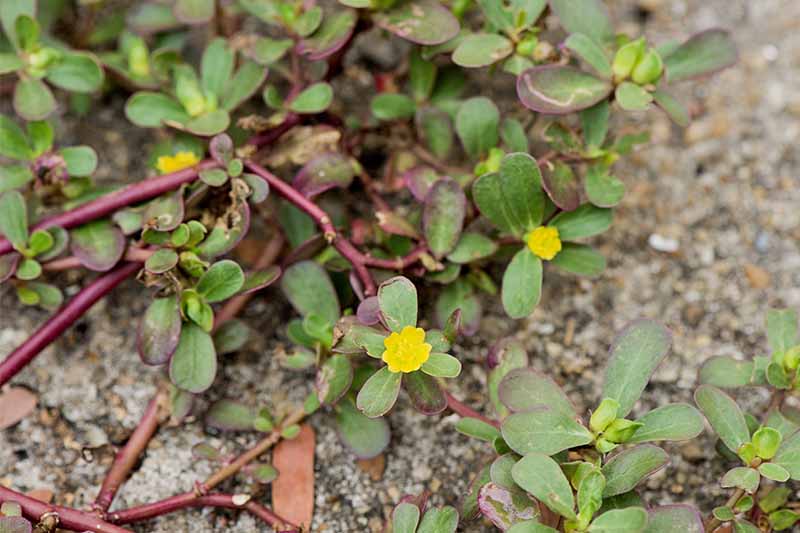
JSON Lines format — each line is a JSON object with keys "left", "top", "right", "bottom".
{"left": 0, "top": 485, "right": 132, "bottom": 533}
{"left": 444, "top": 390, "right": 500, "bottom": 428}
{"left": 93, "top": 390, "right": 168, "bottom": 513}
{"left": 0, "top": 261, "right": 141, "bottom": 386}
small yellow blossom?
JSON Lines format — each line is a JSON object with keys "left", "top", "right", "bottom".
{"left": 382, "top": 326, "right": 432, "bottom": 373}
{"left": 156, "top": 151, "right": 200, "bottom": 174}
{"left": 526, "top": 226, "right": 562, "bottom": 260}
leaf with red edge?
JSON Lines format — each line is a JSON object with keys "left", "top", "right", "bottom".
{"left": 0, "top": 387, "right": 37, "bottom": 430}
{"left": 298, "top": 9, "right": 358, "bottom": 60}
{"left": 0, "top": 517, "right": 32, "bottom": 533}
{"left": 293, "top": 152, "right": 355, "bottom": 198}
{"left": 646, "top": 505, "right": 703, "bottom": 533}
{"left": 404, "top": 166, "right": 440, "bottom": 202}
{"left": 423, "top": 178, "right": 466, "bottom": 259}
{"left": 138, "top": 295, "right": 182, "bottom": 365}
{"left": 517, "top": 65, "right": 612, "bottom": 114}
{"left": 272, "top": 424, "right": 315, "bottom": 529}
{"left": 373, "top": 0, "right": 460, "bottom": 46}
{"left": 0, "top": 253, "right": 20, "bottom": 282}
{"left": 70, "top": 220, "right": 125, "bottom": 272}
{"left": 541, "top": 161, "right": 580, "bottom": 211}
{"left": 403, "top": 371, "right": 447, "bottom": 415}
{"left": 477, "top": 482, "right": 540, "bottom": 530}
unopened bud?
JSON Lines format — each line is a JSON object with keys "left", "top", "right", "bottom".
{"left": 590, "top": 398, "right": 619, "bottom": 433}
{"left": 631, "top": 49, "right": 663, "bottom": 85}
{"left": 603, "top": 418, "right": 642, "bottom": 443}
{"left": 612, "top": 38, "right": 646, "bottom": 82}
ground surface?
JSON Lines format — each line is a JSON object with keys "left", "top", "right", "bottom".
{"left": 2, "top": 0, "right": 800, "bottom": 531}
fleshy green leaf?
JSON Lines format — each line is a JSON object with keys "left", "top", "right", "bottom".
{"left": 698, "top": 356, "right": 754, "bottom": 388}
{"left": 371, "top": 93, "right": 417, "bottom": 120}
{"left": 548, "top": 0, "right": 614, "bottom": 47}
{"left": 773, "top": 430, "right": 800, "bottom": 480}
{"left": 721, "top": 467, "right": 760, "bottom": 494}
{"left": 317, "top": 354, "right": 353, "bottom": 405}
{"left": 588, "top": 507, "right": 648, "bottom": 532}
{"left": 452, "top": 33, "right": 513, "bottom": 68}
{"left": 138, "top": 295, "right": 182, "bottom": 365}
{"left": 14, "top": 77, "right": 56, "bottom": 121}
{"left": 551, "top": 243, "right": 605, "bottom": 277}
{"left": 644, "top": 505, "right": 703, "bottom": 533}
{"left": 455, "top": 96, "right": 499, "bottom": 158}
{"left": 205, "top": 399, "right": 256, "bottom": 431}
{"left": 602, "top": 320, "right": 671, "bottom": 418}
{"left": 125, "top": 91, "right": 189, "bottom": 128}
{"left": 174, "top": 0, "right": 215, "bottom": 24}
{"left": 550, "top": 203, "right": 612, "bottom": 240}
{"left": 196, "top": 259, "right": 245, "bottom": 303}
{"left": 201, "top": 38, "right": 235, "bottom": 98}
{"left": 767, "top": 308, "right": 798, "bottom": 354}
{"left": 585, "top": 165, "right": 625, "bottom": 207}
{"left": 0, "top": 115, "right": 34, "bottom": 160}
{"left": 298, "top": 9, "right": 357, "bottom": 60}
{"left": 403, "top": 370, "right": 447, "bottom": 414}
{"left": 393, "top": 502, "right": 421, "bottom": 533}
{"left": 59, "top": 146, "right": 98, "bottom": 177}
{"left": 46, "top": 52, "right": 104, "bottom": 93}
{"left": 652, "top": 89, "right": 689, "bottom": 127}
{"left": 169, "top": 322, "right": 217, "bottom": 393}
{"left": 517, "top": 66, "right": 612, "bottom": 114}
{"left": 602, "top": 445, "right": 669, "bottom": 497}
{"left": 501, "top": 248, "right": 542, "bottom": 319}
{"left": 70, "top": 220, "right": 125, "bottom": 271}
{"left": 512, "top": 452, "right": 576, "bottom": 520}
{"left": 289, "top": 82, "right": 333, "bottom": 114}
{"left": 628, "top": 403, "right": 704, "bottom": 443}
{"left": 541, "top": 161, "right": 580, "bottom": 211}
{"left": 377, "top": 276, "right": 418, "bottom": 332}
{"left": 0, "top": 190, "right": 28, "bottom": 250}
{"left": 281, "top": 260, "right": 340, "bottom": 324}
{"left": 356, "top": 366, "right": 402, "bottom": 418}
{"left": 694, "top": 384, "right": 750, "bottom": 453}
{"left": 663, "top": 29, "right": 737, "bottom": 83}
{"left": 423, "top": 178, "right": 465, "bottom": 258}
{"left": 564, "top": 33, "right": 612, "bottom": 78}
{"left": 421, "top": 352, "right": 462, "bottom": 378}
{"left": 335, "top": 397, "right": 390, "bottom": 459}
{"left": 373, "top": 0, "right": 460, "bottom": 46}
{"left": 498, "top": 367, "right": 575, "bottom": 417}
{"left": 615, "top": 82, "right": 653, "bottom": 111}
{"left": 221, "top": 60, "right": 267, "bottom": 111}
{"left": 502, "top": 408, "right": 593, "bottom": 455}
{"left": 447, "top": 232, "right": 497, "bottom": 264}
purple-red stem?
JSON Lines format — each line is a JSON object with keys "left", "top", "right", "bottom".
{"left": 0, "top": 162, "right": 218, "bottom": 256}
{"left": 444, "top": 390, "right": 500, "bottom": 428}
{"left": 93, "top": 391, "right": 167, "bottom": 513}
{"left": 109, "top": 492, "right": 296, "bottom": 531}
{"left": 0, "top": 261, "right": 141, "bottom": 386}
{"left": 0, "top": 485, "right": 132, "bottom": 533}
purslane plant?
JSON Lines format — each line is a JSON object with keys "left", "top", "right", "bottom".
{"left": 0, "top": 0, "right": 741, "bottom": 531}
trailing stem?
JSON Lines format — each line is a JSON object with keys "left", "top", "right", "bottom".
{"left": 444, "top": 390, "right": 500, "bottom": 428}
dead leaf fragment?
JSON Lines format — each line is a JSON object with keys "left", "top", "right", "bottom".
{"left": 272, "top": 424, "right": 315, "bottom": 529}
{"left": 356, "top": 454, "right": 386, "bottom": 481}
{"left": 0, "top": 387, "right": 37, "bottom": 430}
{"left": 744, "top": 263, "right": 770, "bottom": 289}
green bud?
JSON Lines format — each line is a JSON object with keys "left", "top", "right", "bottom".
{"left": 28, "top": 229, "right": 54, "bottom": 257}
{"left": 186, "top": 220, "right": 207, "bottom": 248}
{"left": 590, "top": 398, "right": 619, "bottom": 433}
{"left": 128, "top": 38, "right": 151, "bottom": 79}
{"left": 16, "top": 285, "right": 40, "bottom": 306}
{"left": 516, "top": 35, "right": 538, "bottom": 57}
{"left": 737, "top": 442, "right": 757, "bottom": 465}
{"left": 484, "top": 147, "right": 504, "bottom": 174}
{"left": 631, "top": 49, "right": 663, "bottom": 85}
{"left": 752, "top": 427, "right": 782, "bottom": 460}
{"left": 785, "top": 345, "right": 800, "bottom": 370}
{"left": 451, "top": 0, "right": 471, "bottom": 19}
{"left": 174, "top": 65, "right": 206, "bottom": 117}
{"left": 27, "top": 47, "right": 61, "bottom": 76}
{"left": 179, "top": 251, "right": 207, "bottom": 278}
{"left": 612, "top": 37, "right": 646, "bottom": 82}
{"left": 595, "top": 437, "right": 617, "bottom": 454}
{"left": 603, "top": 418, "right": 642, "bottom": 443}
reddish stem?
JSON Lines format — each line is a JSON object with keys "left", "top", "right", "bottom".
{"left": 361, "top": 244, "right": 427, "bottom": 270}
{"left": 444, "top": 390, "right": 500, "bottom": 428}
{"left": 0, "top": 261, "right": 141, "bottom": 386}
{"left": 244, "top": 161, "right": 378, "bottom": 295}
{"left": 0, "top": 163, "right": 218, "bottom": 257}
{"left": 110, "top": 492, "right": 296, "bottom": 530}
{"left": 42, "top": 248, "right": 153, "bottom": 271}
{"left": 0, "top": 485, "right": 132, "bottom": 533}
{"left": 93, "top": 391, "right": 167, "bottom": 513}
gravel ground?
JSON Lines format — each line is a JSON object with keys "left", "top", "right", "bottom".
{"left": 3, "top": 0, "right": 800, "bottom": 531}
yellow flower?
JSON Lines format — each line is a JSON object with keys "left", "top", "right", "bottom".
{"left": 526, "top": 226, "right": 562, "bottom": 260}
{"left": 156, "top": 151, "right": 200, "bottom": 174}
{"left": 382, "top": 326, "right": 432, "bottom": 373}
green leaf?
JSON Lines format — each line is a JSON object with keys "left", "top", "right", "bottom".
{"left": 70, "top": 220, "right": 125, "bottom": 272}
{"left": 46, "top": 52, "right": 104, "bottom": 93}
{"left": 0, "top": 190, "right": 28, "bottom": 250}
{"left": 452, "top": 33, "right": 513, "bottom": 68}
{"left": 663, "top": 29, "right": 737, "bottom": 83}
{"left": 455, "top": 96, "right": 499, "bottom": 158}
{"left": 139, "top": 295, "right": 182, "bottom": 365}
{"left": 502, "top": 248, "right": 542, "bottom": 319}
{"left": 615, "top": 82, "right": 653, "bottom": 112}
{"left": 377, "top": 276, "right": 418, "bottom": 332}
{"left": 512, "top": 452, "right": 576, "bottom": 520}
{"left": 221, "top": 60, "right": 267, "bottom": 111}
{"left": 356, "top": 366, "right": 402, "bottom": 418}
{"left": 564, "top": 33, "right": 612, "bottom": 78}
{"left": 498, "top": 367, "right": 575, "bottom": 417}
{"left": 759, "top": 462, "right": 789, "bottom": 482}
{"left": 174, "top": 0, "right": 215, "bottom": 24}
{"left": 281, "top": 260, "right": 340, "bottom": 324}
{"left": 434, "top": 279, "right": 481, "bottom": 336}
{"left": 694, "top": 384, "right": 750, "bottom": 453}
{"left": 0, "top": 114, "right": 33, "bottom": 160}
{"left": 502, "top": 408, "right": 593, "bottom": 455}
{"left": 0, "top": 164, "right": 34, "bottom": 193}
{"left": 588, "top": 507, "right": 648, "bottom": 532}
{"left": 289, "top": 82, "right": 333, "bottom": 114}
{"left": 447, "top": 232, "right": 497, "bottom": 264}
{"left": 298, "top": 9, "right": 357, "bottom": 61}
{"left": 500, "top": 118, "right": 529, "bottom": 153}
{"left": 550, "top": 203, "right": 612, "bottom": 240}
{"left": 317, "top": 354, "right": 353, "bottom": 405}
{"left": 201, "top": 38, "right": 234, "bottom": 98}
{"left": 15, "top": 257, "right": 40, "bottom": 280}
{"left": 628, "top": 403, "right": 704, "bottom": 443}
{"left": 517, "top": 66, "right": 612, "bottom": 114}
{"left": 488, "top": 339, "right": 528, "bottom": 418}
{"left": 196, "top": 260, "right": 245, "bottom": 303}
{"left": 421, "top": 352, "right": 462, "bottom": 378}
{"left": 472, "top": 152, "right": 544, "bottom": 236}
{"left": 416, "top": 107, "right": 453, "bottom": 159}
{"left": 393, "top": 502, "right": 421, "bottom": 533}
{"left": 507, "top": 522, "right": 559, "bottom": 533}
{"left": 581, "top": 101, "right": 610, "bottom": 149}
{"left": 721, "top": 467, "right": 760, "bottom": 494}
{"left": 767, "top": 308, "right": 797, "bottom": 354}
{"left": 773, "top": 430, "right": 800, "bottom": 480}
{"left": 13, "top": 14, "right": 39, "bottom": 52}
{"left": 698, "top": 356, "right": 754, "bottom": 388}
{"left": 125, "top": 91, "right": 189, "bottom": 128}
{"left": 213, "top": 318, "right": 250, "bottom": 354}
{"left": 59, "top": 146, "right": 98, "bottom": 177}
{"left": 602, "top": 445, "right": 668, "bottom": 497}
{"left": 205, "top": 399, "right": 256, "bottom": 431}
{"left": 551, "top": 243, "right": 605, "bottom": 277}
{"left": 22, "top": 281, "right": 63, "bottom": 310}
{"left": 335, "top": 397, "right": 390, "bottom": 459}
{"left": 183, "top": 109, "right": 230, "bottom": 136}
{"left": 403, "top": 370, "right": 447, "bottom": 414}
{"left": 373, "top": 0, "right": 460, "bottom": 46}
{"left": 1, "top": 0, "right": 35, "bottom": 51}
{"left": 455, "top": 417, "right": 501, "bottom": 442}
{"left": 416, "top": 505, "right": 458, "bottom": 533}
{"left": 371, "top": 93, "right": 416, "bottom": 120}
{"left": 548, "top": 0, "right": 614, "bottom": 47}
{"left": 602, "top": 320, "right": 671, "bottom": 418}
{"left": 252, "top": 37, "right": 293, "bottom": 64}
{"left": 409, "top": 48, "right": 437, "bottom": 101}
{"left": 14, "top": 77, "right": 56, "bottom": 121}
{"left": 652, "top": 89, "right": 689, "bottom": 127}
{"left": 541, "top": 161, "right": 580, "bottom": 211}
{"left": 423, "top": 178, "right": 465, "bottom": 258}
{"left": 585, "top": 165, "right": 625, "bottom": 207}
{"left": 169, "top": 322, "right": 217, "bottom": 393}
